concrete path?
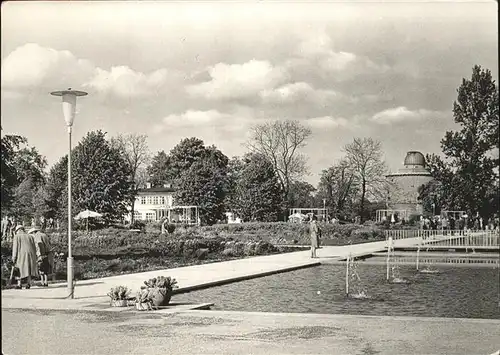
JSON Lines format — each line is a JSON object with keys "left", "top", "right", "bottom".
{"left": 2, "top": 308, "right": 499, "bottom": 355}
{"left": 1, "top": 239, "right": 405, "bottom": 311}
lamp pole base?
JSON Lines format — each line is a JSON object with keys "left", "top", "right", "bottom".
{"left": 67, "top": 256, "right": 74, "bottom": 299}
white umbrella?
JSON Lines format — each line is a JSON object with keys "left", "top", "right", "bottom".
{"left": 74, "top": 210, "right": 102, "bottom": 232}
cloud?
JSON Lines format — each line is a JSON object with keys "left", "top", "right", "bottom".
{"left": 153, "top": 109, "right": 249, "bottom": 133}
{"left": 1, "top": 43, "right": 94, "bottom": 90}
{"left": 306, "top": 116, "right": 350, "bottom": 129}
{"left": 84, "top": 66, "right": 170, "bottom": 98}
{"left": 186, "top": 60, "right": 288, "bottom": 100}
{"left": 260, "top": 82, "right": 341, "bottom": 106}
{"left": 371, "top": 106, "right": 446, "bottom": 124}
{"left": 290, "top": 31, "right": 390, "bottom": 79}
{"left": 1, "top": 43, "right": 178, "bottom": 100}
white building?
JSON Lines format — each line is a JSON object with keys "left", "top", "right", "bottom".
{"left": 127, "top": 184, "right": 175, "bottom": 222}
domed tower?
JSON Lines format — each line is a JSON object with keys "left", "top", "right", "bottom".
{"left": 386, "top": 151, "right": 433, "bottom": 216}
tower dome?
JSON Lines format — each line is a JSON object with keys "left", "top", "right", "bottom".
{"left": 404, "top": 151, "right": 426, "bottom": 167}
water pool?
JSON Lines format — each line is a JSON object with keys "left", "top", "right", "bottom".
{"left": 174, "top": 263, "right": 500, "bottom": 319}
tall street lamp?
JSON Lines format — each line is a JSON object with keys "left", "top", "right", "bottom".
{"left": 50, "top": 88, "right": 88, "bottom": 299}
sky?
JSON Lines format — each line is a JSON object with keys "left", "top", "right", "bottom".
{"left": 1, "top": 1, "right": 498, "bottom": 186}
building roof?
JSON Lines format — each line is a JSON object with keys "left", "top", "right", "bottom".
{"left": 137, "top": 187, "right": 175, "bottom": 193}
{"left": 404, "top": 151, "right": 426, "bottom": 166}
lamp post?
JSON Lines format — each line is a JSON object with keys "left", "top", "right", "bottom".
{"left": 50, "top": 88, "right": 87, "bottom": 298}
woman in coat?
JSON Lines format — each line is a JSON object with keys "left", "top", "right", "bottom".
{"left": 29, "top": 227, "right": 53, "bottom": 287}
{"left": 309, "top": 215, "right": 320, "bottom": 258}
{"left": 12, "top": 225, "right": 38, "bottom": 289}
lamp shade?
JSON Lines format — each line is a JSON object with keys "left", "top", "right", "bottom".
{"left": 62, "top": 93, "right": 77, "bottom": 126}
{"left": 50, "top": 89, "right": 88, "bottom": 127}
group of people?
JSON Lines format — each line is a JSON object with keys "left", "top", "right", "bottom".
{"left": 10, "top": 224, "right": 54, "bottom": 289}
{"left": 419, "top": 213, "right": 500, "bottom": 231}
{"left": 1, "top": 216, "right": 59, "bottom": 241}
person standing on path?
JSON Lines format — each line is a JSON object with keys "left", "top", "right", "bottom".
{"left": 29, "top": 225, "right": 53, "bottom": 287}
{"left": 309, "top": 215, "right": 320, "bottom": 258}
{"left": 2, "top": 216, "right": 11, "bottom": 240}
{"left": 12, "top": 225, "right": 38, "bottom": 289}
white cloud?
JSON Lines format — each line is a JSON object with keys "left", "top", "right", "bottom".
{"left": 154, "top": 109, "right": 249, "bottom": 133}
{"left": 306, "top": 116, "right": 349, "bottom": 129}
{"left": 371, "top": 106, "right": 446, "bottom": 124}
{"left": 1, "top": 43, "right": 94, "bottom": 90}
{"left": 84, "top": 66, "right": 170, "bottom": 98}
{"left": 1, "top": 43, "right": 177, "bottom": 100}
{"left": 186, "top": 60, "right": 288, "bottom": 100}
{"left": 292, "top": 31, "right": 389, "bottom": 77}
{"left": 260, "top": 82, "right": 340, "bottom": 105}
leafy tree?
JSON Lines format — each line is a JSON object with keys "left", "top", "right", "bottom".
{"left": 316, "top": 158, "right": 358, "bottom": 217}
{"left": 224, "top": 156, "right": 245, "bottom": 213}
{"left": 174, "top": 159, "right": 227, "bottom": 225}
{"left": 421, "top": 65, "right": 499, "bottom": 217}
{"left": 147, "top": 151, "right": 171, "bottom": 187}
{"left": 167, "top": 138, "right": 229, "bottom": 225}
{"left": 343, "top": 137, "right": 388, "bottom": 221}
{"left": 1, "top": 134, "right": 47, "bottom": 218}
{"left": 45, "top": 130, "right": 133, "bottom": 224}
{"left": 227, "top": 154, "right": 282, "bottom": 222}
{"left": 110, "top": 133, "right": 150, "bottom": 224}
{"left": 246, "top": 120, "right": 312, "bottom": 209}
{"left": 1, "top": 134, "right": 27, "bottom": 211}
{"left": 13, "top": 145, "right": 47, "bottom": 187}
{"left": 288, "top": 181, "right": 316, "bottom": 209}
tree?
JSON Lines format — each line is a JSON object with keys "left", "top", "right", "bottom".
{"left": 246, "top": 120, "right": 312, "bottom": 209}
{"left": 288, "top": 181, "right": 316, "bottom": 209}
{"left": 45, "top": 130, "right": 133, "bottom": 224}
{"left": 147, "top": 151, "right": 171, "bottom": 187}
{"left": 316, "top": 158, "right": 358, "bottom": 218}
{"left": 12, "top": 145, "right": 47, "bottom": 187}
{"left": 110, "top": 134, "right": 150, "bottom": 224}
{"left": 224, "top": 156, "right": 245, "bottom": 213}
{"left": 226, "top": 154, "right": 282, "bottom": 222}
{"left": 420, "top": 65, "right": 499, "bottom": 217}
{"left": 1, "top": 134, "right": 47, "bottom": 218}
{"left": 167, "top": 138, "right": 229, "bottom": 225}
{"left": 343, "top": 137, "right": 387, "bottom": 221}
{"left": 174, "top": 158, "right": 227, "bottom": 225}
{"left": 1, "top": 134, "right": 27, "bottom": 211}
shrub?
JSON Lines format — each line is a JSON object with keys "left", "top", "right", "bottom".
{"left": 107, "top": 285, "right": 131, "bottom": 300}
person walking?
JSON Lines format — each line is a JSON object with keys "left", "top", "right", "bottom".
{"left": 309, "top": 215, "right": 320, "bottom": 258}
{"left": 12, "top": 225, "right": 38, "bottom": 289}
{"left": 441, "top": 216, "right": 448, "bottom": 236}
{"left": 29, "top": 225, "right": 53, "bottom": 287}
{"left": 2, "top": 216, "right": 11, "bottom": 240}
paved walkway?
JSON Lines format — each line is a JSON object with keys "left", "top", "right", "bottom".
{"left": 3, "top": 308, "right": 499, "bottom": 355}
{"left": 1, "top": 239, "right": 408, "bottom": 310}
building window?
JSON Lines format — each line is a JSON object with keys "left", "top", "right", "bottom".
{"left": 146, "top": 212, "right": 155, "bottom": 221}
{"left": 140, "top": 196, "right": 146, "bottom": 205}
{"left": 134, "top": 211, "right": 142, "bottom": 220}
{"left": 159, "top": 196, "right": 165, "bottom": 205}
{"left": 153, "top": 196, "right": 159, "bottom": 205}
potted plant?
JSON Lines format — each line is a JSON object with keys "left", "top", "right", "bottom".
{"left": 107, "top": 286, "right": 131, "bottom": 307}
{"left": 135, "top": 288, "right": 154, "bottom": 311}
{"left": 142, "top": 276, "right": 178, "bottom": 308}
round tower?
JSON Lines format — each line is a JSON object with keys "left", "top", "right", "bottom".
{"left": 386, "top": 151, "right": 433, "bottom": 215}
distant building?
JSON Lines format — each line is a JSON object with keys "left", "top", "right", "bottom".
{"left": 385, "top": 151, "right": 434, "bottom": 216}
{"left": 126, "top": 183, "right": 175, "bottom": 222}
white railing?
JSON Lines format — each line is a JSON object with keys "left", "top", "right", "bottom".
{"left": 385, "top": 229, "right": 500, "bottom": 249}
